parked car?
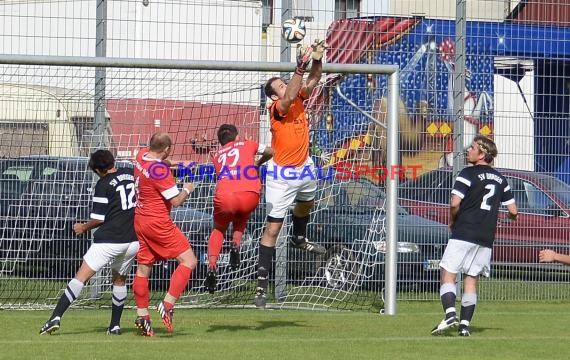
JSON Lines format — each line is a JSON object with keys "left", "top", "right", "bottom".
{"left": 0, "top": 156, "right": 219, "bottom": 283}
{"left": 398, "top": 167, "right": 570, "bottom": 271}
{"left": 0, "top": 156, "right": 103, "bottom": 278}
{"left": 293, "top": 177, "right": 449, "bottom": 291}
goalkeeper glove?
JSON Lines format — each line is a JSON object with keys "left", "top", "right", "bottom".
{"left": 295, "top": 44, "right": 313, "bottom": 76}
{"left": 311, "top": 39, "right": 328, "bottom": 62}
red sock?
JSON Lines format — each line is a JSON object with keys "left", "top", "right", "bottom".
{"left": 208, "top": 256, "right": 218, "bottom": 270}
{"left": 232, "top": 231, "right": 244, "bottom": 247}
{"left": 133, "top": 275, "right": 150, "bottom": 309}
{"left": 167, "top": 264, "right": 192, "bottom": 299}
{"left": 232, "top": 214, "right": 248, "bottom": 247}
{"left": 208, "top": 228, "right": 224, "bottom": 268}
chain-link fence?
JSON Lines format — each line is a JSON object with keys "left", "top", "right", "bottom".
{"left": 1, "top": 0, "right": 570, "bottom": 311}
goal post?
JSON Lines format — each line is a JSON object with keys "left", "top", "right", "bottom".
{"left": 0, "top": 54, "right": 400, "bottom": 314}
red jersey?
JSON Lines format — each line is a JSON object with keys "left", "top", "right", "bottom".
{"left": 212, "top": 140, "right": 265, "bottom": 195}
{"left": 134, "top": 148, "right": 179, "bottom": 221}
{"left": 270, "top": 92, "right": 309, "bottom": 167}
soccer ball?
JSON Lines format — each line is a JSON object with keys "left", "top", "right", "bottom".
{"left": 282, "top": 18, "right": 306, "bottom": 44}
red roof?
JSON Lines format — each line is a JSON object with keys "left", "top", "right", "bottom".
{"left": 325, "top": 17, "right": 420, "bottom": 64}
{"left": 511, "top": 0, "right": 570, "bottom": 26}
{"left": 106, "top": 99, "right": 260, "bottom": 164}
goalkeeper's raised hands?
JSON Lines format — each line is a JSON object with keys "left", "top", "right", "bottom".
{"left": 311, "top": 39, "right": 328, "bottom": 62}
{"left": 295, "top": 43, "right": 313, "bottom": 76}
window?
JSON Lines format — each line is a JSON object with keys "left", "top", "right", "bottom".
{"left": 262, "top": 0, "right": 273, "bottom": 27}
{"left": 399, "top": 170, "right": 450, "bottom": 204}
{"left": 338, "top": 180, "right": 407, "bottom": 214}
{"left": 3, "top": 166, "right": 34, "bottom": 182}
{"left": 42, "top": 167, "right": 58, "bottom": 177}
{"left": 293, "top": 0, "right": 314, "bottom": 22}
{"left": 507, "top": 178, "right": 529, "bottom": 211}
{"left": 1, "top": 166, "right": 30, "bottom": 195}
{"left": 430, "top": 175, "right": 453, "bottom": 205}
{"left": 335, "top": 0, "right": 361, "bottom": 20}
{"left": 522, "top": 181, "right": 559, "bottom": 215}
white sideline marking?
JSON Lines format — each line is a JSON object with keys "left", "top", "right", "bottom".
{"left": 5, "top": 335, "right": 570, "bottom": 344}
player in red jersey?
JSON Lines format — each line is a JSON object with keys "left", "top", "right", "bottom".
{"left": 204, "top": 124, "right": 274, "bottom": 294}
{"left": 132, "top": 132, "right": 197, "bottom": 336}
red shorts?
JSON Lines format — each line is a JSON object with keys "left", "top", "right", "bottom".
{"left": 134, "top": 217, "right": 190, "bottom": 264}
{"left": 213, "top": 191, "right": 259, "bottom": 231}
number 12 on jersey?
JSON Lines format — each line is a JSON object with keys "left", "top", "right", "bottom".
{"left": 117, "top": 183, "right": 136, "bottom": 210}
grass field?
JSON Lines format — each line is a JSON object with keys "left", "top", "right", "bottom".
{"left": 1, "top": 301, "right": 568, "bottom": 360}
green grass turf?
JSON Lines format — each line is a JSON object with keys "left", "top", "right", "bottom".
{"left": 1, "top": 301, "right": 569, "bottom": 360}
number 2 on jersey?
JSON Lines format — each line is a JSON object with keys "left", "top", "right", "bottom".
{"left": 480, "top": 184, "right": 496, "bottom": 211}
{"left": 218, "top": 148, "right": 240, "bottom": 168}
{"left": 117, "top": 183, "right": 136, "bottom": 210}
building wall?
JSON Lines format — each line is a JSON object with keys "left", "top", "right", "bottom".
{"left": 493, "top": 71, "right": 535, "bottom": 170}
{"left": 390, "top": 0, "right": 513, "bottom": 20}
{"left": 514, "top": 0, "right": 570, "bottom": 26}
{"left": 0, "top": 0, "right": 263, "bottom": 103}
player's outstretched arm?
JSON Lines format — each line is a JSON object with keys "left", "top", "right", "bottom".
{"left": 255, "top": 147, "right": 275, "bottom": 167}
{"left": 539, "top": 249, "right": 570, "bottom": 265}
{"left": 303, "top": 39, "right": 327, "bottom": 96}
{"left": 276, "top": 44, "right": 312, "bottom": 115}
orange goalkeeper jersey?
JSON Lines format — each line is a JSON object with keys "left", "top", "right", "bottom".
{"left": 269, "top": 94, "right": 309, "bottom": 167}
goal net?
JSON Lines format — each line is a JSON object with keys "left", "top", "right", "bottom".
{"left": 0, "top": 59, "right": 422, "bottom": 311}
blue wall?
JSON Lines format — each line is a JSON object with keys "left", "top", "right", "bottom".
{"left": 318, "top": 17, "right": 570, "bottom": 174}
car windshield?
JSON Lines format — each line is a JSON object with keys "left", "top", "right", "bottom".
{"left": 319, "top": 179, "right": 408, "bottom": 215}
{"left": 399, "top": 169, "right": 452, "bottom": 204}
{"left": 540, "top": 176, "right": 570, "bottom": 208}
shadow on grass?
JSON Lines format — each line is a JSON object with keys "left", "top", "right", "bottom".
{"left": 206, "top": 320, "right": 307, "bottom": 333}
{"left": 470, "top": 325, "right": 502, "bottom": 334}
{"left": 45, "top": 325, "right": 193, "bottom": 337}
{"left": 45, "top": 326, "right": 139, "bottom": 336}
{"left": 431, "top": 325, "right": 502, "bottom": 337}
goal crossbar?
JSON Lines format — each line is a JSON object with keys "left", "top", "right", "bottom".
{"left": 0, "top": 54, "right": 399, "bottom": 74}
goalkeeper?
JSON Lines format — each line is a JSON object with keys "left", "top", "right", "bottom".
{"left": 254, "top": 39, "right": 328, "bottom": 308}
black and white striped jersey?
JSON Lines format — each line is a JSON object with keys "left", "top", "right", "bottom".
{"left": 450, "top": 165, "right": 515, "bottom": 248}
{"left": 90, "top": 168, "right": 137, "bottom": 243}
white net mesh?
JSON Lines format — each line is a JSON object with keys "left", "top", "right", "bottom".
{"left": 0, "top": 62, "right": 408, "bottom": 311}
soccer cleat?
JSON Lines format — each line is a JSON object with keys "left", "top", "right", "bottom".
{"left": 156, "top": 301, "right": 174, "bottom": 333}
{"left": 431, "top": 316, "right": 459, "bottom": 335}
{"left": 458, "top": 325, "right": 471, "bottom": 337}
{"left": 229, "top": 246, "right": 241, "bottom": 270}
{"left": 39, "top": 318, "right": 60, "bottom": 335}
{"left": 205, "top": 269, "right": 218, "bottom": 294}
{"left": 254, "top": 287, "right": 267, "bottom": 309}
{"left": 135, "top": 316, "right": 155, "bottom": 337}
{"left": 107, "top": 325, "right": 121, "bottom": 335}
{"left": 289, "top": 236, "right": 327, "bottom": 255}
